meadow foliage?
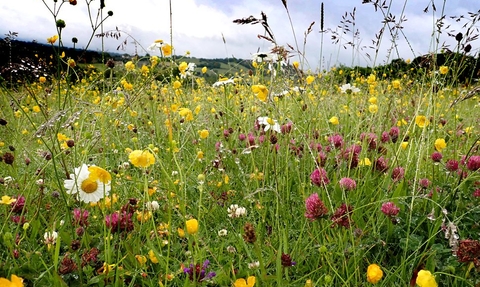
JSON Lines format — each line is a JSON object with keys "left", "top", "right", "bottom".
{"left": 0, "top": 0, "right": 479, "bottom": 286}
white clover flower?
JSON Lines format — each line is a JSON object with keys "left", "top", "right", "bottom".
{"left": 248, "top": 261, "right": 260, "bottom": 269}
{"left": 44, "top": 231, "right": 58, "bottom": 245}
{"left": 3, "top": 176, "right": 13, "bottom": 184}
{"left": 226, "top": 245, "right": 236, "bottom": 253}
{"left": 257, "top": 116, "right": 281, "bottom": 133}
{"left": 218, "top": 229, "right": 228, "bottom": 237}
{"left": 146, "top": 200, "right": 160, "bottom": 211}
{"left": 339, "top": 83, "right": 360, "bottom": 94}
{"left": 36, "top": 179, "right": 44, "bottom": 185}
{"left": 227, "top": 204, "right": 247, "bottom": 218}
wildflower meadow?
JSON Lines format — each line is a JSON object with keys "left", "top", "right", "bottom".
{"left": 1, "top": 0, "right": 480, "bottom": 286}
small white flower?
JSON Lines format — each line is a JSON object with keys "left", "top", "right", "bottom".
{"left": 146, "top": 200, "right": 160, "bottom": 211}
{"left": 339, "top": 83, "right": 360, "bottom": 94}
{"left": 44, "top": 231, "right": 58, "bottom": 245}
{"left": 248, "top": 261, "right": 260, "bottom": 269}
{"left": 180, "top": 63, "right": 196, "bottom": 79}
{"left": 227, "top": 204, "right": 247, "bottom": 218}
{"left": 218, "top": 229, "right": 228, "bottom": 237}
{"left": 36, "top": 179, "right": 44, "bottom": 185}
{"left": 59, "top": 220, "right": 65, "bottom": 226}
{"left": 212, "top": 78, "right": 234, "bottom": 87}
{"left": 252, "top": 52, "right": 278, "bottom": 63}
{"left": 4, "top": 176, "right": 13, "bottom": 184}
{"left": 226, "top": 245, "right": 236, "bottom": 253}
{"left": 257, "top": 116, "right": 281, "bottom": 133}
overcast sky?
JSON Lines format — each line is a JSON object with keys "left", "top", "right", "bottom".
{"left": 0, "top": 0, "right": 478, "bottom": 70}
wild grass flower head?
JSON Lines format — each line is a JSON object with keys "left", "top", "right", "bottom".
{"left": 304, "top": 193, "right": 328, "bottom": 221}
{"left": 64, "top": 164, "right": 111, "bottom": 203}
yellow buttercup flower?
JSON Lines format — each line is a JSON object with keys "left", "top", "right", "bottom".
{"left": 416, "top": 270, "right": 437, "bottom": 287}
{"left": 148, "top": 250, "right": 159, "bottom": 263}
{"left": 125, "top": 61, "right": 135, "bottom": 71}
{"left": 47, "top": 35, "right": 58, "bottom": 44}
{"left": 366, "top": 263, "right": 383, "bottom": 284}
{"left": 135, "top": 255, "right": 147, "bottom": 265}
{"left": 439, "top": 66, "right": 448, "bottom": 75}
{"left": 392, "top": 79, "right": 401, "bottom": 89}
{"left": 415, "top": 116, "right": 430, "bottom": 128}
{"left": 234, "top": 276, "right": 256, "bottom": 287}
{"left": 329, "top": 116, "right": 339, "bottom": 125}
{"left": 199, "top": 129, "right": 209, "bottom": 139}
{"left": 0, "top": 274, "right": 24, "bottom": 287}
{"left": 128, "top": 150, "right": 156, "bottom": 168}
{"left": 401, "top": 141, "right": 409, "bottom": 150}
{"left": 1, "top": 195, "right": 16, "bottom": 205}
{"left": 434, "top": 138, "right": 446, "bottom": 152}
{"left": 292, "top": 61, "right": 299, "bottom": 69}
{"left": 252, "top": 85, "right": 268, "bottom": 102}
{"left": 306, "top": 75, "right": 315, "bottom": 84}
{"left": 162, "top": 44, "right": 172, "bottom": 56}
{"left": 368, "top": 104, "right": 378, "bottom": 114}
{"left": 185, "top": 218, "right": 199, "bottom": 235}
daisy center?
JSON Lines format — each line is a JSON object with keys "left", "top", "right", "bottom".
{"left": 81, "top": 178, "right": 98, "bottom": 194}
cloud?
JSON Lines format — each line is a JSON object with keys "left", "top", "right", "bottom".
{"left": 0, "top": 0, "right": 478, "bottom": 70}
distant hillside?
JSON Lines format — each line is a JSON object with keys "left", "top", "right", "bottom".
{"left": 0, "top": 38, "right": 253, "bottom": 82}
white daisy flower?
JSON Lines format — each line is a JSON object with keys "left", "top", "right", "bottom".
{"left": 339, "top": 83, "right": 360, "bottom": 94}
{"left": 257, "top": 116, "right": 281, "bottom": 133}
{"left": 212, "top": 77, "right": 234, "bottom": 87}
{"left": 64, "top": 164, "right": 111, "bottom": 203}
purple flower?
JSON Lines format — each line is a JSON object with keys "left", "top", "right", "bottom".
{"left": 339, "top": 177, "right": 356, "bottom": 191}
{"left": 375, "top": 156, "right": 389, "bottom": 173}
{"left": 73, "top": 208, "right": 89, "bottom": 227}
{"left": 381, "top": 202, "right": 400, "bottom": 217}
{"left": 381, "top": 131, "right": 390, "bottom": 143}
{"left": 105, "top": 211, "right": 134, "bottom": 233}
{"left": 446, "top": 159, "right": 459, "bottom": 172}
{"left": 304, "top": 193, "right": 328, "bottom": 221}
{"left": 310, "top": 168, "right": 330, "bottom": 186}
{"left": 389, "top": 126, "right": 400, "bottom": 143}
{"left": 419, "top": 178, "right": 431, "bottom": 189}
{"left": 11, "top": 195, "right": 26, "bottom": 214}
{"left": 183, "top": 260, "right": 216, "bottom": 282}
{"left": 281, "top": 122, "right": 293, "bottom": 134}
{"left": 467, "top": 156, "right": 480, "bottom": 171}
{"left": 331, "top": 203, "right": 354, "bottom": 228}
{"left": 328, "top": 134, "right": 344, "bottom": 149}
{"left": 360, "top": 132, "right": 377, "bottom": 150}
{"left": 391, "top": 167, "right": 405, "bottom": 182}
{"left": 238, "top": 133, "right": 246, "bottom": 141}
{"left": 431, "top": 152, "right": 443, "bottom": 162}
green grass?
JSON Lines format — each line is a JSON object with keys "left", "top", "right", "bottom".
{"left": 0, "top": 1, "right": 480, "bottom": 286}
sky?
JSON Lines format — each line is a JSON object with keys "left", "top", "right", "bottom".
{"left": 0, "top": 0, "right": 478, "bottom": 70}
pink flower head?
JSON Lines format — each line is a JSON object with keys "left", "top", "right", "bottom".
{"left": 304, "top": 193, "right": 328, "bottom": 221}
{"left": 11, "top": 195, "right": 26, "bottom": 214}
{"left": 391, "top": 167, "right": 405, "bottom": 182}
{"left": 446, "top": 159, "right": 459, "bottom": 172}
{"left": 375, "top": 156, "right": 389, "bottom": 173}
{"left": 360, "top": 132, "right": 377, "bottom": 150}
{"left": 331, "top": 203, "right": 354, "bottom": 228}
{"left": 73, "top": 208, "right": 89, "bottom": 227}
{"left": 381, "top": 131, "right": 390, "bottom": 143}
{"left": 419, "top": 178, "right": 431, "bottom": 189}
{"left": 339, "top": 177, "right": 356, "bottom": 191}
{"left": 281, "top": 122, "right": 293, "bottom": 134}
{"left": 310, "top": 168, "right": 330, "bottom": 186}
{"left": 381, "top": 202, "right": 400, "bottom": 217}
{"left": 467, "top": 156, "right": 480, "bottom": 171}
{"left": 431, "top": 152, "right": 443, "bottom": 162}
{"left": 328, "top": 134, "right": 344, "bottom": 149}
{"left": 389, "top": 126, "right": 400, "bottom": 143}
